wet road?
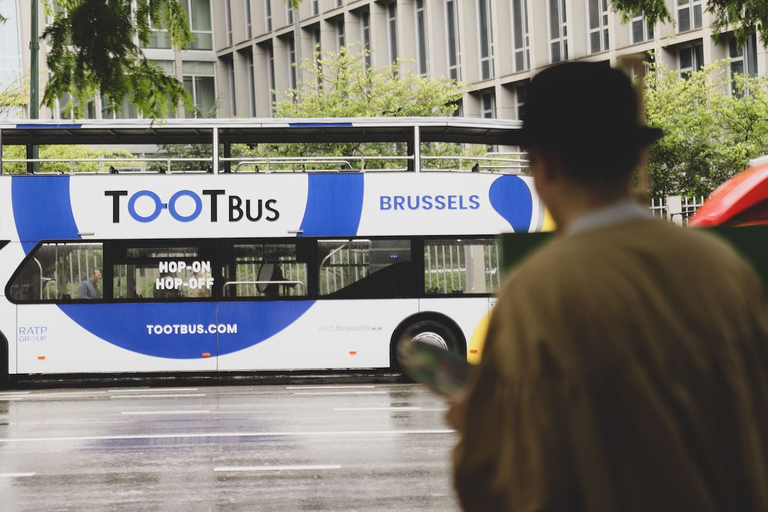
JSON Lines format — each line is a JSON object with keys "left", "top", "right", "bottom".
{"left": 0, "top": 383, "right": 461, "bottom": 511}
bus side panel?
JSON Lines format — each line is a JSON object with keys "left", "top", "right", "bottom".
{"left": 217, "top": 299, "right": 419, "bottom": 370}
{"left": 16, "top": 304, "right": 218, "bottom": 374}
{"left": 418, "top": 297, "right": 493, "bottom": 352}
{"left": 0, "top": 239, "right": 23, "bottom": 377}
{"left": 0, "top": 293, "right": 15, "bottom": 377}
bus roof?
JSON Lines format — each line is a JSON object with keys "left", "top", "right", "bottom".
{"left": 0, "top": 117, "right": 524, "bottom": 146}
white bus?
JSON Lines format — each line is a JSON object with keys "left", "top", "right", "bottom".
{"left": 0, "top": 118, "right": 549, "bottom": 385}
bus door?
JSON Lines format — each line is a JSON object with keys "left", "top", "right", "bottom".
{"left": 216, "top": 239, "right": 318, "bottom": 371}
{"left": 106, "top": 240, "right": 219, "bottom": 371}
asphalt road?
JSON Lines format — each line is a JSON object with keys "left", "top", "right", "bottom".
{"left": 0, "top": 382, "right": 461, "bottom": 511}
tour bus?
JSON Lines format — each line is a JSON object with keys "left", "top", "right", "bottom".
{"left": 0, "top": 118, "right": 548, "bottom": 385}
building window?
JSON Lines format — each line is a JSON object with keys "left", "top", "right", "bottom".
{"left": 102, "top": 96, "right": 139, "bottom": 119}
{"left": 0, "top": 0, "right": 24, "bottom": 118}
{"left": 288, "top": 36, "right": 297, "bottom": 90}
{"left": 481, "top": 91, "right": 495, "bottom": 119}
{"left": 182, "top": 61, "right": 216, "bottom": 117}
{"left": 267, "top": 44, "right": 276, "bottom": 113}
{"left": 478, "top": 0, "right": 495, "bottom": 79}
{"left": 416, "top": 0, "right": 428, "bottom": 76}
{"left": 337, "top": 0, "right": 343, "bottom": 7}
{"left": 588, "top": 0, "right": 609, "bottom": 54}
{"left": 336, "top": 18, "right": 345, "bottom": 50}
{"left": 678, "top": 42, "right": 703, "bottom": 79}
{"left": 515, "top": 82, "right": 527, "bottom": 121}
{"left": 247, "top": 51, "right": 256, "bottom": 116}
{"left": 677, "top": 0, "right": 703, "bottom": 33}
{"left": 549, "top": 0, "right": 568, "bottom": 63}
{"left": 181, "top": 0, "right": 213, "bottom": 50}
{"left": 631, "top": 9, "right": 654, "bottom": 44}
{"left": 225, "top": 0, "right": 233, "bottom": 46}
{"left": 313, "top": 24, "right": 322, "bottom": 54}
{"left": 387, "top": 2, "right": 398, "bottom": 64}
{"left": 729, "top": 34, "right": 758, "bottom": 96}
{"left": 141, "top": 19, "right": 172, "bottom": 50}
{"left": 228, "top": 57, "right": 237, "bottom": 116}
{"left": 286, "top": 1, "right": 293, "bottom": 25}
{"left": 312, "top": 0, "right": 319, "bottom": 16}
{"left": 446, "top": 0, "right": 461, "bottom": 80}
{"left": 265, "top": 0, "right": 272, "bottom": 31}
{"left": 312, "top": 25, "right": 322, "bottom": 86}
{"left": 245, "top": 0, "right": 252, "bottom": 39}
{"left": 362, "top": 9, "right": 372, "bottom": 68}
{"left": 511, "top": 0, "right": 530, "bottom": 72}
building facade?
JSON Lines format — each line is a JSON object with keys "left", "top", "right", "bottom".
{"left": 5, "top": 0, "right": 218, "bottom": 120}
{"left": 216, "top": 0, "right": 768, "bottom": 120}
{"left": 4, "top": 0, "right": 768, "bottom": 121}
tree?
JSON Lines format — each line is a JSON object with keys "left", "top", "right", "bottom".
{"left": 275, "top": 45, "right": 464, "bottom": 118}
{"left": 233, "top": 45, "right": 477, "bottom": 169}
{"left": 42, "top": 0, "right": 193, "bottom": 118}
{"left": 0, "top": 73, "right": 29, "bottom": 118}
{"left": 644, "top": 59, "right": 768, "bottom": 199}
{"left": 1, "top": 144, "right": 134, "bottom": 174}
{"left": 611, "top": 0, "right": 768, "bottom": 46}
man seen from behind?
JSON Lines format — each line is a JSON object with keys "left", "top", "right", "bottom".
{"left": 449, "top": 62, "right": 768, "bottom": 512}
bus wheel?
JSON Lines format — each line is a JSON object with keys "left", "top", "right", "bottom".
{"left": 392, "top": 318, "right": 461, "bottom": 374}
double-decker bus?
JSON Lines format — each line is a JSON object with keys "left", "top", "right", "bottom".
{"left": 0, "top": 118, "right": 549, "bottom": 385}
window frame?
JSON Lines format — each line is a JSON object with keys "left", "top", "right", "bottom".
{"left": 416, "top": 0, "right": 428, "bottom": 77}
{"left": 676, "top": 0, "right": 703, "bottom": 33}
{"left": 587, "top": 0, "right": 610, "bottom": 54}
{"left": 445, "top": 0, "right": 461, "bottom": 80}
{"left": 548, "top": 0, "right": 569, "bottom": 63}
{"left": 478, "top": 0, "right": 495, "bottom": 80}
{"left": 6, "top": 236, "right": 502, "bottom": 305}
{"left": 511, "top": 0, "right": 530, "bottom": 73}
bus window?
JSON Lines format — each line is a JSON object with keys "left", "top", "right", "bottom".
{"left": 424, "top": 238, "right": 500, "bottom": 295}
{"left": 9, "top": 242, "right": 104, "bottom": 301}
{"left": 112, "top": 243, "right": 213, "bottom": 300}
{"left": 318, "top": 238, "right": 414, "bottom": 298}
{"left": 221, "top": 242, "right": 308, "bottom": 299}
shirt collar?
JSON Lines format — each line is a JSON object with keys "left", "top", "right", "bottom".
{"left": 564, "top": 198, "right": 651, "bottom": 236}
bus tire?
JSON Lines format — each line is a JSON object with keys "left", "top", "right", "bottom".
{"left": 390, "top": 315, "right": 464, "bottom": 374}
{"left": 0, "top": 331, "right": 8, "bottom": 390}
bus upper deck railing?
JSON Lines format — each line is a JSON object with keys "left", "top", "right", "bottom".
{"left": 0, "top": 154, "right": 528, "bottom": 175}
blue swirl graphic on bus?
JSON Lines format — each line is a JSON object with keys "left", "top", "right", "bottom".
{"left": 11, "top": 175, "right": 81, "bottom": 254}
{"left": 58, "top": 301, "right": 315, "bottom": 359}
{"left": 488, "top": 175, "right": 534, "bottom": 232}
{"left": 299, "top": 174, "right": 364, "bottom": 236}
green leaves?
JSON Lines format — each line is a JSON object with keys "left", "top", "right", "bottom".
{"left": 42, "top": 0, "right": 193, "bottom": 118}
{"left": 233, "top": 44, "right": 469, "bottom": 164}
{"left": 611, "top": 0, "right": 768, "bottom": 47}
{"left": 274, "top": 45, "right": 464, "bottom": 118}
{"left": 644, "top": 60, "right": 768, "bottom": 199}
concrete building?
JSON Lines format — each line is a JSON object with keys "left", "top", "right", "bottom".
{"left": 2, "top": 0, "right": 767, "bottom": 121}
{"left": 216, "top": 0, "right": 768, "bottom": 121}
{"left": 3, "top": 0, "right": 218, "bottom": 120}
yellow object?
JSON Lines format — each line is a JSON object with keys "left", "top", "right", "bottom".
{"left": 542, "top": 207, "right": 557, "bottom": 232}
{"left": 467, "top": 310, "right": 492, "bottom": 365}
{"left": 468, "top": 208, "right": 555, "bottom": 364}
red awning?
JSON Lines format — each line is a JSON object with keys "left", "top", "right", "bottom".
{"left": 689, "top": 163, "right": 768, "bottom": 227}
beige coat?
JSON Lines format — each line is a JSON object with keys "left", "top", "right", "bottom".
{"left": 453, "top": 219, "right": 768, "bottom": 511}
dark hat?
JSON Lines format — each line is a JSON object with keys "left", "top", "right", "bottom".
{"left": 517, "top": 62, "right": 663, "bottom": 149}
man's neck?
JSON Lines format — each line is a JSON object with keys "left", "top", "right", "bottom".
{"left": 552, "top": 189, "right": 633, "bottom": 232}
